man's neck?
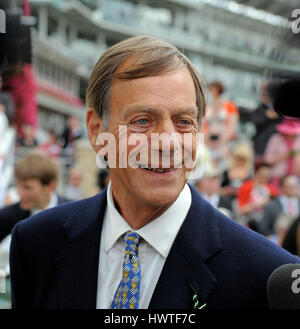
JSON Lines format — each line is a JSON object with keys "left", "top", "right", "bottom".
{"left": 110, "top": 186, "right": 173, "bottom": 230}
{"left": 35, "top": 193, "right": 53, "bottom": 210}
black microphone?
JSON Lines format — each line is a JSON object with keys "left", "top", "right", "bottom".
{"left": 267, "top": 263, "right": 300, "bottom": 309}
{"left": 273, "top": 78, "right": 300, "bottom": 118}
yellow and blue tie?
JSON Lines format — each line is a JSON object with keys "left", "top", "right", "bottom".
{"left": 111, "top": 232, "right": 141, "bottom": 309}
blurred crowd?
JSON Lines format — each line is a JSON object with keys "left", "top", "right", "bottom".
{"left": 0, "top": 71, "right": 109, "bottom": 306}
{"left": 193, "top": 79, "right": 300, "bottom": 257}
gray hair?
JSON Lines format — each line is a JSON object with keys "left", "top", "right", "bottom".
{"left": 86, "top": 35, "right": 207, "bottom": 131}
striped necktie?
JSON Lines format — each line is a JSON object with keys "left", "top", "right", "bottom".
{"left": 111, "top": 232, "right": 141, "bottom": 309}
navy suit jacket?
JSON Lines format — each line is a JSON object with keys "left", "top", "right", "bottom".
{"left": 0, "top": 195, "right": 70, "bottom": 242}
{"left": 9, "top": 185, "right": 300, "bottom": 309}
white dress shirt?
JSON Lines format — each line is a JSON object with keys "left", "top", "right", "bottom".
{"left": 279, "top": 195, "right": 299, "bottom": 218}
{"left": 96, "top": 182, "right": 192, "bottom": 309}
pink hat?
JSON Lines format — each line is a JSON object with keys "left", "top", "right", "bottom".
{"left": 276, "top": 118, "right": 300, "bottom": 135}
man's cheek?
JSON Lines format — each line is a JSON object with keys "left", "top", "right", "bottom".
{"left": 182, "top": 140, "right": 197, "bottom": 169}
{"left": 127, "top": 133, "right": 149, "bottom": 168}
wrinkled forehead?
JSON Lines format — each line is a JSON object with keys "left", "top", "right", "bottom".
{"left": 114, "top": 53, "right": 186, "bottom": 77}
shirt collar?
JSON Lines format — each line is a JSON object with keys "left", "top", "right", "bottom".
{"left": 104, "top": 181, "right": 192, "bottom": 258}
{"left": 279, "top": 195, "right": 298, "bottom": 204}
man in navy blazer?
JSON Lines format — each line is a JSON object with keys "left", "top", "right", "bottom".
{"left": 10, "top": 36, "right": 299, "bottom": 309}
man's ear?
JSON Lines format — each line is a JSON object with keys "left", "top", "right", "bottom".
{"left": 48, "top": 180, "right": 57, "bottom": 192}
{"left": 86, "top": 108, "right": 104, "bottom": 153}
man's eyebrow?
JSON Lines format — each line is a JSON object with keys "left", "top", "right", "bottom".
{"left": 174, "top": 107, "right": 198, "bottom": 117}
{"left": 123, "top": 104, "right": 198, "bottom": 116}
{"left": 123, "top": 105, "right": 162, "bottom": 115}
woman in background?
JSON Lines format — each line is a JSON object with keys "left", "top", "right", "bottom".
{"left": 264, "top": 117, "right": 300, "bottom": 190}
{"left": 221, "top": 142, "right": 254, "bottom": 199}
{"left": 202, "top": 81, "right": 239, "bottom": 170}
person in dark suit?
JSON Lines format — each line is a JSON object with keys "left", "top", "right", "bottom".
{"left": 282, "top": 217, "right": 300, "bottom": 256}
{"left": 259, "top": 175, "right": 300, "bottom": 236}
{"left": 10, "top": 36, "right": 299, "bottom": 309}
{"left": 194, "top": 167, "right": 233, "bottom": 216}
{"left": 0, "top": 152, "right": 70, "bottom": 242}
{"left": 251, "top": 80, "right": 281, "bottom": 158}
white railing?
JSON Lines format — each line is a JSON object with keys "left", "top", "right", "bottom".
{"left": 0, "top": 114, "right": 16, "bottom": 208}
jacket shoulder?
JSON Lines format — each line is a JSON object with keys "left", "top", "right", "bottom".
{"left": 0, "top": 202, "right": 21, "bottom": 218}
{"left": 0, "top": 202, "right": 29, "bottom": 241}
{"left": 14, "top": 194, "right": 100, "bottom": 236}
{"left": 215, "top": 209, "right": 299, "bottom": 267}
{"left": 11, "top": 191, "right": 106, "bottom": 257}
{"left": 209, "top": 208, "right": 299, "bottom": 307}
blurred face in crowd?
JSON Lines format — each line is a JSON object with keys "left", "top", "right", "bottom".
{"left": 16, "top": 178, "right": 55, "bottom": 210}
{"left": 87, "top": 63, "right": 199, "bottom": 226}
{"left": 293, "top": 154, "right": 300, "bottom": 177}
{"left": 68, "top": 169, "right": 83, "bottom": 187}
{"left": 208, "top": 176, "right": 221, "bottom": 195}
{"left": 281, "top": 175, "right": 299, "bottom": 198}
{"left": 69, "top": 117, "right": 80, "bottom": 130}
{"left": 209, "top": 85, "right": 222, "bottom": 98}
{"left": 282, "top": 133, "right": 296, "bottom": 142}
{"left": 197, "top": 176, "right": 221, "bottom": 196}
{"left": 233, "top": 155, "right": 248, "bottom": 167}
{"left": 259, "top": 81, "right": 271, "bottom": 105}
{"left": 22, "top": 124, "right": 36, "bottom": 140}
{"left": 49, "top": 131, "right": 58, "bottom": 144}
{"left": 255, "top": 166, "right": 271, "bottom": 185}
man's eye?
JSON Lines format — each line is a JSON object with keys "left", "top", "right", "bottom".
{"left": 178, "top": 119, "right": 192, "bottom": 125}
{"left": 134, "top": 118, "right": 149, "bottom": 125}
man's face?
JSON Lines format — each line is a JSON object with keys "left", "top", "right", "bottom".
{"left": 16, "top": 179, "right": 53, "bottom": 210}
{"left": 68, "top": 170, "right": 82, "bottom": 187}
{"left": 206, "top": 176, "right": 221, "bottom": 195}
{"left": 196, "top": 176, "right": 220, "bottom": 196}
{"left": 209, "top": 86, "right": 219, "bottom": 98}
{"left": 256, "top": 167, "right": 271, "bottom": 185}
{"left": 293, "top": 154, "right": 300, "bottom": 177}
{"left": 105, "top": 66, "right": 199, "bottom": 207}
{"left": 281, "top": 176, "right": 299, "bottom": 198}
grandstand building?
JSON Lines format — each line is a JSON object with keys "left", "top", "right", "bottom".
{"left": 27, "top": 0, "right": 300, "bottom": 131}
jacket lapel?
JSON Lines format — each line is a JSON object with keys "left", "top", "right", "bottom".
{"left": 53, "top": 184, "right": 223, "bottom": 309}
{"left": 149, "top": 185, "right": 223, "bottom": 309}
{"left": 54, "top": 188, "right": 107, "bottom": 308}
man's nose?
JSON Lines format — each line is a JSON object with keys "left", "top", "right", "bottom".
{"left": 151, "top": 119, "right": 182, "bottom": 157}
{"left": 156, "top": 118, "right": 176, "bottom": 135}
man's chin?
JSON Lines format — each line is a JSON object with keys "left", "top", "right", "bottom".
{"left": 140, "top": 186, "right": 183, "bottom": 207}
{"left": 20, "top": 202, "right": 32, "bottom": 211}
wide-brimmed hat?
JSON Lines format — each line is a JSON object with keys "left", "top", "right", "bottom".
{"left": 276, "top": 117, "right": 300, "bottom": 135}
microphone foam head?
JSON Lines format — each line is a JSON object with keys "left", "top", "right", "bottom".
{"left": 267, "top": 263, "right": 300, "bottom": 309}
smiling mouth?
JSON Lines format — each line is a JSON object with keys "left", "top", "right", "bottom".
{"left": 138, "top": 164, "right": 180, "bottom": 173}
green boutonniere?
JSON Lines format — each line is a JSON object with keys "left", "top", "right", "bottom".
{"left": 193, "top": 294, "right": 207, "bottom": 309}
